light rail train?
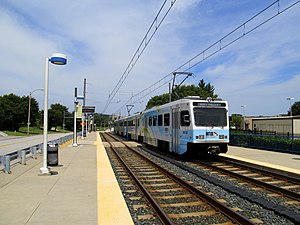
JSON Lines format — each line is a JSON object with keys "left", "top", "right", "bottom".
{"left": 114, "top": 96, "right": 229, "bottom": 155}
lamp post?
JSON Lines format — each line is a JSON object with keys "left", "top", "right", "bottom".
{"left": 27, "top": 88, "right": 43, "bottom": 135}
{"left": 40, "top": 53, "right": 67, "bottom": 175}
{"left": 241, "top": 105, "right": 247, "bottom": 130}
{"left": 286, "top": 97, "right": 294, "bottom": 117}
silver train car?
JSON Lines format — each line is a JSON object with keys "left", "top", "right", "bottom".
{"left": 114, "top": 96, "right": 229, "bottom": 155}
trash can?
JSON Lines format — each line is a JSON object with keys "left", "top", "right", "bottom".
{"left": 47, "top": 143, "right": 58, "bottom": 166}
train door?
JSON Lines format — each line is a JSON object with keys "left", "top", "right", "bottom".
{"left": 171, "top": 107, "right": 180, "bottom": 153}
{"left": 134, "top": 117, "right": 138, "bottom": 140}
{"left": 144, "top": 114, "right": 148, "bottom": 144}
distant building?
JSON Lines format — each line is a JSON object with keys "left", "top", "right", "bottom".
{"left": 251, "top": 116, "right": 300, "bottom": 136}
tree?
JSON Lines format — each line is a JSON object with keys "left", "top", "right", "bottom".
{"left": 93, "top": 113, "right": 110, "bottom": 129}
{"left": 146, "top": 93, "right": 170, "bottom": 109}
{"left": 230, "top": 114, "right": 243, "bottom": 130}
{"left": 0, "top": 93, "right": 73, "bottom": 133}
{"left": 198, "top": 79, "right": 217, "bottom": 98}
{"left": 0, "top": 93, "right": 29, "bottom": 131}
{"left": 48, "top": 103, "right": 69, "bottom": 131}
{"left": 64, "top": 111, "right": 73, "bottom": 131}
{"left": 146, "top": 79, "right": 218, "bottom": 109}
{"left": 289, "top": 101, "right": 300, "bottom": 116}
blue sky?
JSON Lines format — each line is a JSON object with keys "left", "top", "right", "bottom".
{"left": 0, "top": 0, "right": 299, "bottom": 117}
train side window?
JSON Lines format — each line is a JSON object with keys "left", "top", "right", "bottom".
{"left": 181, "top": 110, "right": 190, "bottom": 126}
{"left": 137, "top": 118, "right": 140, "bottom": 127}
{"left": 158, "top": 114, "right": 163, "bottom": 126}
{"left": 153, "top": 116, "right": 157, "bottom": 126}
{"left": 164, "top": 113, "right": 170, "bottom": 126}
{"left": 149, "top": 117, "right": 152, "bottom": 126}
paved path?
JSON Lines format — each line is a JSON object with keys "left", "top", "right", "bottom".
{"left": 0, "top": 133, "right": 97, "bottom": 225}
{"left": 0, "top": 133, "right": 72, "bottom": 155}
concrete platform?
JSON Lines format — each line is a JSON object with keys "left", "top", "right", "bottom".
{"left": 0, "top": 133, "right": 98, "bottom": 225}
{"left": 221, "top": 145, "right": 300, "bottom": 177}
{"left": 0, "top": 132, "right": 134, "bottom": 225}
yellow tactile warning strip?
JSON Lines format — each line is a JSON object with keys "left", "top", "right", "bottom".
{"left": 96, "top": 133, "right": 134, "bottom": 225}
{"left": 59, "top": 139, "right": 73, "bottom": 149}
{"left": 221, "top": 154, "right": 300, "bottom": 175}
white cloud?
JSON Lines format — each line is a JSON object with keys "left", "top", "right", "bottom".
{"left": 0, "top": 0, "right": 299, "bottom": 117}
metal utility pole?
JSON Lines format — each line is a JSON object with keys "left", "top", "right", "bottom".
{"left": 83, "top": 78, "right": 86, "bottom": 108}
{"left": 241, "top": 105, "right": 247, "bottom": 130}
{"left": 81, "top": 78, "right": 87, "bottom": 139}
{"left": 126, "top": 105, "right": 134, "bottom": 140}
{"left": 286, "top": 97, "right": 294, "bottom": 117}
{"left": 83, "top": 78, "right": 87, "bottom": 136}
{"left": 169, "top": 83, "right": 171, "bottom": 103}
{"left": 73, "top": 87, "right": 78, "bottom": 147}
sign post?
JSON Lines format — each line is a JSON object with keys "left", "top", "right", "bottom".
{"left": 83, "top": 106, "right": 95, "bottom": 133}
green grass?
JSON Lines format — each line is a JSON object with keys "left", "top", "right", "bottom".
{"left": 18, "top": 126, "right": 43, "bottom": 135}
{"left": 3, "top": 130, "right": 28, "bottom": 136}
{"left": 2, "top": 126, "right": 72, "bottom": 136}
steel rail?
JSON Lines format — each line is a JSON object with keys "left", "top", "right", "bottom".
{"left": 105, "top": 132, "right": 255, "bottom": 225}
{"left": 198, "top": 159, "right": 300, "bottom": 201}
{"left": 108, "top": 144, "right": 174, "bottom": 225}
{"left": 137, "top": 143, "right": 300, "bottom": 224}
{"left": 219, "top": 156, "right": 300, "bottom": 183}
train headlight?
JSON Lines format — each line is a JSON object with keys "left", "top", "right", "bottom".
{"left": 196, "top": 135, "right": 204, "bottom": 139}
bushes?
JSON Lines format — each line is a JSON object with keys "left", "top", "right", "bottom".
{"left": 230, "top": 132, "right": 300, "bottom": 154}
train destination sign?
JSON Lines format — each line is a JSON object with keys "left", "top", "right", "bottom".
{"left": 193, "top": 102, "right": 226, "bottom": 107}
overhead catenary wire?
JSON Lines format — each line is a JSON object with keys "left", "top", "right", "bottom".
{"left": 114, "top": 0, "right": 300, "bottom": 115}
{"left": 102, "top": 0, "right": 177, "bottom": 114}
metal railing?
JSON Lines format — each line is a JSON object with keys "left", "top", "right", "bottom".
{"left": 230, "top": 131, "right": 300, "bottom": 155}
{"left": 0, "top": 134, "right": 73, "bottom": 174}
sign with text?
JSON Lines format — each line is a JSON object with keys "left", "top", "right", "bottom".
{"left": 76, "top": 105, "right": 82, "bottom": 118}
{"left": 82, "top": 106, "right": 95, "bottom": 114}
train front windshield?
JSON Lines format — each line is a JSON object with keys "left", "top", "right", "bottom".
{"left": 193, "top": 108, "right": 227, "bottom": 127}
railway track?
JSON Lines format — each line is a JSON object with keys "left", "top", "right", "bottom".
{"left": 185, "top": 159, "right": 300, "bottom": 224}
{"left": 101, "top": 132, "right": 255, "bottom": 225}
{"left": 101, "top": 132, "right": 300, "bottom": 224}
{"left": 195, "top": 157, "right": 300, "bottom": 202}
{"left": 137, "top": 147, "right": 300, "bottom": 224}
